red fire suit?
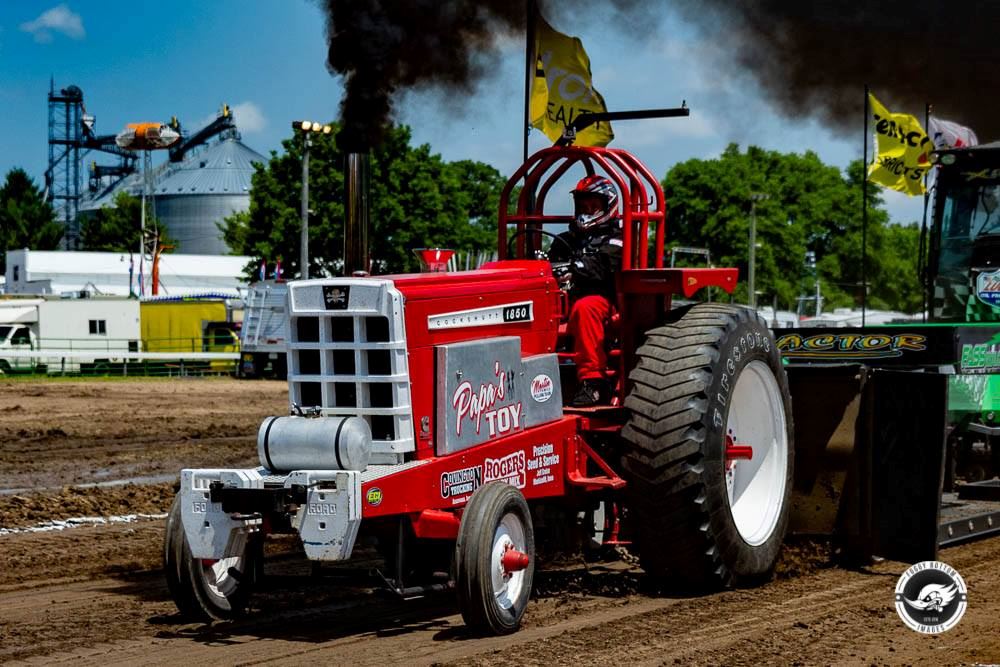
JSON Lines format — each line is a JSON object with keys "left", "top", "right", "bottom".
{"left": 550, "top": 228, "right": 623, "bottom": 381}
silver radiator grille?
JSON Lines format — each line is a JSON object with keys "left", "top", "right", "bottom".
{"left": 286, "top": 279, "right": 414, "bottom": 464}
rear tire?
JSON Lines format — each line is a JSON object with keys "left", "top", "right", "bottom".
{"left": 163, "top": 495, "right": 261, "bottom": 621}
{"left": 456, "top": 482, "right": 535, "bottom": 635}
{"left": 621, "top": 303, "right": 793, "bottom": 588}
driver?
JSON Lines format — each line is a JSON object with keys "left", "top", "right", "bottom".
{"left": 548, "top": 174, "right": 623, "bottom": 406}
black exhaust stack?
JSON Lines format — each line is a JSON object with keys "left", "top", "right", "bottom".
{"left": 343, "top": 152, "right": 370, "bottom": 276}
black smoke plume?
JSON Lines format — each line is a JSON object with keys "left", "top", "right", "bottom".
{"left": 672, "top": 1, "right": 1000, "bottom": 141}
{"left": 324, "top": 1, "right": 1000, "bottom": 149}
{"left": 324, "top": 0, "right": 525, "bottom": 151}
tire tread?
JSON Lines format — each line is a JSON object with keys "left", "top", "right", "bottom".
{"left": 620, "top": 303, "right": 792, "bottom": 589}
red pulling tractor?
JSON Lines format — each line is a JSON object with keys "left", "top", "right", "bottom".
{"left": 164, "top": 139, "right": 794, "bottom": 635}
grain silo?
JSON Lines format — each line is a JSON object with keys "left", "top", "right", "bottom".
{"left": 79, "top": 110, "right": 265, "bottom": 255}
{"left": 152, "top": 137, "right": 264, "bottom": 254}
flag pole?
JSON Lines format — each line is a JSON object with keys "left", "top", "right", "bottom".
{"left": 920, "top": 103, "right": 932, "bottom": 322}
{"left": 523, "top": 0, "right": 536, "bottom": 164}
{"left": 862, "top": 85, "right": 869, "bottom": 327}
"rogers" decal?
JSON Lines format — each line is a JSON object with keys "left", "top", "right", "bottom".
{"left": 484, "top": 450, "right": 527, "bottom": 489}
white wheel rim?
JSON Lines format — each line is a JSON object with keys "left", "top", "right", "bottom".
{"left": 200, "top": 555, "right": 244, "bottom": 598}
{"left": 725, "top": 360, "right": 788, "bottom": 546}
{"left": 490, "top": 512, "right": 527, "bottom": 611}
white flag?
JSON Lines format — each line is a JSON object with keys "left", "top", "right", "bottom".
{"left": 929, "top": 116, "right": 979, "bottom": 150}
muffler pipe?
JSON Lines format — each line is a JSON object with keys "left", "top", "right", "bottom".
{"left": 344, "top": 152, "right": 370, "bottom": 276}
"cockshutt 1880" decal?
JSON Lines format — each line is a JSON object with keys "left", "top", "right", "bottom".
{"left": 428, "top": 301, "right": 533, "bottom": 330}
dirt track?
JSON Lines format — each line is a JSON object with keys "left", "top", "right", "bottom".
{"left": 1, "top": 378, "right": 998, "bottom": 666}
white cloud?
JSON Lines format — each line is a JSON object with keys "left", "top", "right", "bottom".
{"left": 20, "top": 4, "right": 84, "bottom": 43}
{"left": 231, "top": 102, "right": 266, "bottom": 133}
{"left": 195, "top": 102, "right": 266, "bottom": 134}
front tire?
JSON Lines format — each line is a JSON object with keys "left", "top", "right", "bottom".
{"left": 456, "top": 482, "right": 535, "bottom": 635}
{"left": 621, "top": 303, "right": 793, "bottom": 588}
{"left": 163, "top": 495, "right": 262, "bottom": 621}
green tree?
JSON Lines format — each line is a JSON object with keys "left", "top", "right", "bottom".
{"left": 80, "top": 191, "right": 173, "bottom": 253}
{"left": 872, "top": 221, "right": 922, "bottom": 313}
{"left": 223, "top": 123, "right": 507, "bottom": 278}
{"left": 820, "top": 161, "right": 922, "bottom": 312}
{"left": 662, "top": 144, "right": 921, "bottom": 313}
{"left": 0, "top": 168, "right": 62, "bottom": 272}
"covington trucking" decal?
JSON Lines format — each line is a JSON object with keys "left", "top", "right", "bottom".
{"left": 438, "top": 443, "right": 559, "bottom": 503}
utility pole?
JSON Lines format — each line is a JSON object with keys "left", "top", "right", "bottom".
{"left": 748, "top": 193, "right": 768, "bottom": 309}
{"left": 300, "top": 133, "right": 310, "bottom": 280}
{"left": 796, "top": 250, "right": 823, "bottom": 317}
{"left": 139, "top": 151, "right": 147, "bottom": 293}
{"left": 292, "top": 121, "right": 332, "bottom": 280}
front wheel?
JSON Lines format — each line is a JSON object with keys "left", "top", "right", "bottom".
{"left": 621, "top": 303, "right": 793, "bottom": 588}
{"left": 163, "top": 495, "right": 262, "bottom": 621}
{"left": 456, "top": 482, "right": 535, "bottom": 635}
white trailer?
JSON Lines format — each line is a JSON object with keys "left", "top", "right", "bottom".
{"left": 239, "top": 280, "right": 288, "bottom": 378}
{"left": 0, "top": 297, "right": 140, "bottom": 373}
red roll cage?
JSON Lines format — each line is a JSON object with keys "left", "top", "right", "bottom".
{"left": 498, "top": 145, "right": 667, "bottom": 270}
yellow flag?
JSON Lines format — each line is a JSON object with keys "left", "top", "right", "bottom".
{"left": 867, "top": 92, "right": 930, "bottom": 196}
{"left": 530, "top": 13, "right": 613, "bottom": 147}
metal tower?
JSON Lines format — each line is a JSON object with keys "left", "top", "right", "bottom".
{"left": 45, "top": 80, "right": 138, "bottom": 250}
{"left": 46, "top": 80, "right": 83, "bottom": 249}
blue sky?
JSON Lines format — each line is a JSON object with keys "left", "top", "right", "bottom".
{"left": 0, "top": 1, "right": 924, "bottom": 225}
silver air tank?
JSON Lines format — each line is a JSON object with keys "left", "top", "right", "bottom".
{"left": 257, "top": 416, "right": 372, "bottom": 472}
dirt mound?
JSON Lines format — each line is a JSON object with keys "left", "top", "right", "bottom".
{"left": 0, "top": 482, "right": 177, "bottom": 528}
{"left": 0, "top": 377, "right": 286, "bottom": 490}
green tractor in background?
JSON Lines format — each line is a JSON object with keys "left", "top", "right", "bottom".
{"left": 927, "top": 141, "right": 1000, "bottom": 484}
{"left": 775, "top": 141, "right": 1000, "bottom": 561}
{"left": 948, "top": 372, "right": 1000, "bottom": 482}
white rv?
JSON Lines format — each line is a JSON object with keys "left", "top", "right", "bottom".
{"left": 0, "top": 297, "right": 140, "bottom": 373}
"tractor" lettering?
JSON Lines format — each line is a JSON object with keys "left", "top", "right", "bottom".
{"left": 777, "top": 333, "right": 927, "bottom": 359}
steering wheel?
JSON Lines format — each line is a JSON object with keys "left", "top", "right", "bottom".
{"left": 506, "top": 228, "right": 575, "bottom": 260}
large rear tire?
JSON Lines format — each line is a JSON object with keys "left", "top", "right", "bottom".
{"left": 456, "top": 482, "right": 535, "bottom": 635}
{"left": 163, "top": 495, "right": 262, "bottom": 621}
{"left": 621, "top": 303, "right": 793, "bottom": 588}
